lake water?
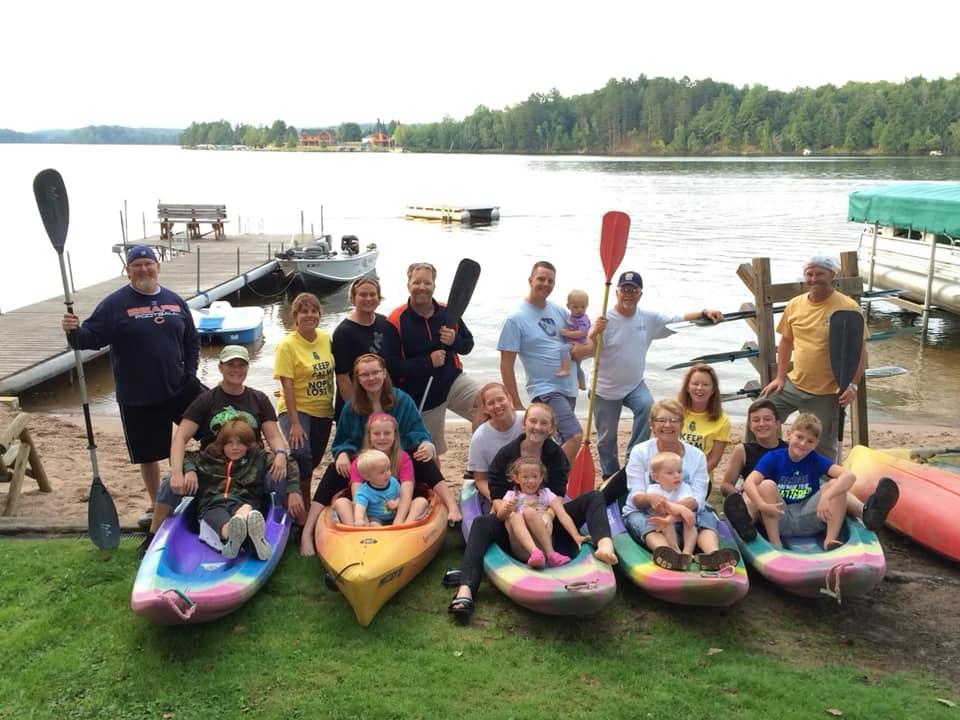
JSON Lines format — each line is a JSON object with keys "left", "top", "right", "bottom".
{"left": 3, "top": 145, "right": 958, "bottom": 426}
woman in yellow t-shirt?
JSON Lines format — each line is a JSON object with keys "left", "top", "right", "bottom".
{"left": 274, "top": 292, "right": 335, "bottom": 506}
{"left": 677, "top": 363, "right": 731, "bottom": 481}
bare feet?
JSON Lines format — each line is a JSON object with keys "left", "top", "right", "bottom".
{"left": 594, "top": 537, "right": 618, "bottom": 565}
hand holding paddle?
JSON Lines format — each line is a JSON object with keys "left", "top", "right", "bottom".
{"left": 34, "top": 169, "right": 120, "bottom": 550}
{"left": 567, "top": 211, "right": 630, "bottom": 499}
{"left": 419, "top": 258, "right": 481, "bottom": 412}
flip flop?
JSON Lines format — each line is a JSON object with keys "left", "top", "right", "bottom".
{"left": 447, "top": 594, "right": 474, "bottom": 617}
{"left": 723, "top": 492, "right": 758, "bottom": 542}
{"left": 862, "top": 477, "right": 899, "bottom": 531}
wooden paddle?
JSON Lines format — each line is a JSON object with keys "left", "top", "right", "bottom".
{"left": 829, "top": 309, "right": 865, "bottom": 443}
{"left": 34, "top": 169, "right": 121, "bottom": 550}
{"left": 567, "top": 211, "right": 630, "bottom": 499}
{"left": 419, "top": 259, "right": 481, "bottom": 411}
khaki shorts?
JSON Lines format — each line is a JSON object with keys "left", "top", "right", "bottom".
{"left": 420, "top": 373, "right": 482, "bottom": 455}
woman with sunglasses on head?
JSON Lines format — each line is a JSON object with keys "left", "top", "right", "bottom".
{"left": 299, "top": 353, "right": 461, "bottom": 555}
{"left": 387, "top": 262, "right": 482, "bottom": 464}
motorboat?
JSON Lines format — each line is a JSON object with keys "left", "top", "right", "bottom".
{"left": 275, "top": 234, "right": 379, "bottom": 290}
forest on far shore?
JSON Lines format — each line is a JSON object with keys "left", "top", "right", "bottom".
{"left": 5, "top": 74, "right": 959, "bottom": 155}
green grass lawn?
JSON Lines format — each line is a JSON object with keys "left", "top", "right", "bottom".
{"left": 0, "top": 534, "right": 953, "bottom": 720}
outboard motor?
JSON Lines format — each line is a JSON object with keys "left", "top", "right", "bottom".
{"left": 341, "top": 234, "right": 360, "bottom": 255}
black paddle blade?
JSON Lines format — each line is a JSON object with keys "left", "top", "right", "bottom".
{"left": 88, "top": 477, "right": 121, "bottom": 550}
{"left": 33, "top": 169, "right": 70, "bottom": 252}
{"left": 445, "top": 258, "right": 481, "bottom": 327}
{"left": 829, "top": 310, "right": 865, "bottom": 389}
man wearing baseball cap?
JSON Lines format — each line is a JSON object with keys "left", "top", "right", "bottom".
{"left": 760, "top": 254, "right": 865, "bottom": 460}
{"left": 590, "top": 271, "right": 723, "bottom": 481}
{"left": 61, "top": 244, "right": 202, "bottom": 529}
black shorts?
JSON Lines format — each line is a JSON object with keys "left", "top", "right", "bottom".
{"left": 119, "top": 378, "right": 203, "bottom": 464}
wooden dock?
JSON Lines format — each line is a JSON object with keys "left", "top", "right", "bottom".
{"left": 0, "top": 233, "right": 292, "bottom": 395}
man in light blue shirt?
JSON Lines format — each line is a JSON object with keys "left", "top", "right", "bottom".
{"left": 498, "top": 261, "right": 593, "bottom": 465}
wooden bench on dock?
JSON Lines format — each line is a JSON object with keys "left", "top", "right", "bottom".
{"left": 158, "top": 203, "right": 228, "bottom": 241}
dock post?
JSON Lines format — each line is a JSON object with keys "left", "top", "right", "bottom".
{"left": 196, "top": 247, "right": 201, "bottom": 294}
{"left": 840, "top": 251, "right": 869, "bottom": 448}
{"left": 142, "top": 212, "right": 147, "bottom": 241}
{"left": 301, "top": 210, "right": 304, "bottom": 235}
{"left": 237, "top": 247, "right": 241, "bottom": 275}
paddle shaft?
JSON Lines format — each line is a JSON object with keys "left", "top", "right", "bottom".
{"left": 57, "top": 252, "right": 102, "bottom": 478}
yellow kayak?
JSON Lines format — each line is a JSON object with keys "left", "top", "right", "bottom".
{"left": 315, "top": 491, "right": 447, "bottom": 626}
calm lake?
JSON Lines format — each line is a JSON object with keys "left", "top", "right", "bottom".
{"left": 3, "top": 145, "right": 958, "bottom": 426}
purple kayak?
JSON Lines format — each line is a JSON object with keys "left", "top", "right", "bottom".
{"left": 131, "top": 496, "right": 290, "bottom": 624}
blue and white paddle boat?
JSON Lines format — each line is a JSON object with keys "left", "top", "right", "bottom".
{"left": 190, "top": 300, "right": 264, "bottom": 344}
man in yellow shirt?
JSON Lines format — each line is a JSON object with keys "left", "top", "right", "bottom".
{"left": 761, "top": 255, "right": 865, "bottom": 461}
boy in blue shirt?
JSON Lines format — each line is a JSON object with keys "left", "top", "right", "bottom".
{"left": 741, "top": 413, "right": 854, "bottom": 549}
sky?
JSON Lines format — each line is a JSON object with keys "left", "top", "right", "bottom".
{"left": 5, "top": 0, "right": 958, "bottom": 132}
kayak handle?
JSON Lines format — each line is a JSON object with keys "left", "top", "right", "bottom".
{"left": 819, "top": 562, "right": 854, "bottom": 605}
{"left": 564, "top": 580, "right": 599, "bottom": 592}
{"left": 161, "top": 588, "right": 197, "bottom": 620}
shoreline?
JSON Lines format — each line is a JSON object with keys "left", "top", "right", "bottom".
{"left": 3, "top": 404, "right": 956, "bottom": 531}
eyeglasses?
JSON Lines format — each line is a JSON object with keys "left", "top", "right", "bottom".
{"left": 357, "top": 370, "right": 385, "bottom": 380}
{"left": 618, "top": 285, "right": 641, "bottom": 294}
{"left": 652, "top": 417, "right": 681, "bottom": 424}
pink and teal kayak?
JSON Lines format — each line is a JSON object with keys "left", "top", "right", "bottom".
{"left": 609, "top": 505, "right": 749, "bottom": 606}
{"left": 730, "top": 516, "right": 885, "bottom": 601}
{"left": 131, "top": 496, "right": 290, "bottom": 624}
{"left": 460, "top": 481, "right": 616, "bottom": 615}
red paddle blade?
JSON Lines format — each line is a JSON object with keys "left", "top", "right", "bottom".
{"left": 600, "top": 211, "right": 630, "bottom": 281}
{"left": 567, "top": 443, "right": 597, "bottom": 499}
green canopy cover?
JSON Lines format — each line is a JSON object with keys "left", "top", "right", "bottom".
{"left": 848, "top": 183, "right": 960, "bottom": 236}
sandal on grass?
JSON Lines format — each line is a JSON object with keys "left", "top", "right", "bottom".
{"left": 447, "top": 594, "right": 474, "bottom": 617}
{"left": 862, "top": 476, "right": 899, "bottom": 531}
{"left": 441, "top": 568, "right": 462, "bottom": 587}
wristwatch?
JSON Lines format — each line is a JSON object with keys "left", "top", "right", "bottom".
{"left": 274, "top": 448, "right": 288, "bottom": 455}
{"left": 848, "top": 383, "right": 858, "bottom": 392}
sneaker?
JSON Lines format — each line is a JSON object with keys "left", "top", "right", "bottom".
{"left": 546, "top": 551, "right": 570, "bottom": 567}
{"left": 723, "top": 493, "right": 757, "bottom": 541}
{"left": 137, "top": 507, "right": 154, "bottom": 531}
{"left": 246, "top": 510, "right": 272, "bottom": 561}
{"left": 527, "top": 548, "right": 546, "bottom": 569}
{"left": 862, "top": 477, "right": 899, "bottom": 531}
{"left": 222, "top": 515, "right": 247, "bottom": 559}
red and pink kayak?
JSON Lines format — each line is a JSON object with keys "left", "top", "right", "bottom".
{"left": 844, "top": 444, "right": 960, "bottom": 562}
{"left": 131, "top": 497, "right": 290, "bottom": 624}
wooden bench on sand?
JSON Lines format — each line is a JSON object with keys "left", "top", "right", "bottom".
{"left": 158, "top": 203, "right": 228, "bottom": 241}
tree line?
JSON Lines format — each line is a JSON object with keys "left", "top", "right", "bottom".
{"left": 6, "top": 75, "right": 958, "bottom": 154}
{"left": 177, "top": 119, "right": 398, "bottom": 148}
{"left": 394, "top": 75, "right": 960, "bottom": 155}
